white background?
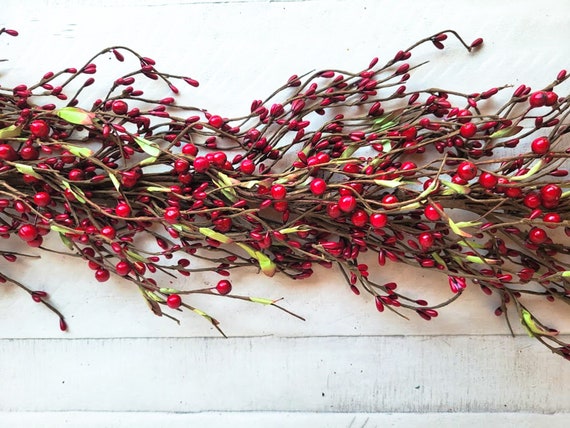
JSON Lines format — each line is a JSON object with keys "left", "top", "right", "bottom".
{"left": 1, "top": 1, "right": 569, "bottom": 426}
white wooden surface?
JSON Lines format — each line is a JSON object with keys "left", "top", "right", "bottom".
{"left": 1, "top": 1, "right": 569, "bottom": 426}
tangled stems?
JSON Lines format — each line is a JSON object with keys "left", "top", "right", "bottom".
{"left": 0, "top": 28, "right": 569, "bottom": 359}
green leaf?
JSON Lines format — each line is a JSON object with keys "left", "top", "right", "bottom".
{"left": 145, "top": 290, "right": 165, "bottom": 303}
{"left": 249, "top": 297, "right": 276, "bottom": 305}
{"left": 63, "top": 144, "right": 93, "bottom": 158}
{"left": 159, "top": 288, "right": 181, "bottom": 294}
{"left": 562, "top": 271, "right": 570, "bottom": 278}
{"left": 109, "top": 173, "right": 121, "bottom": 191}
{"left": 373, "top": 178, "right": 403, "bottom": 188}
{"left": 59, "top": 233, "right": 74, "bottom": 250}
{"left": 56, "top": 107, "right": 95, "bottom": 125}
{"left": 125, "top": 250, "right": 148, "bottom": 263}
{"left": 146, "top": 186, "right": 171, "bottom": 192}
{"left": 139, "top": 156, "right": 157, "bottom": 166}
{"left": 134, "top": 136, "right": 161, "bottom": 157}
{"left": 431, "top": 252, "right": 448, "bottom": 269}
{"left": 509, "top": 160, "right": 543, "bottom": 181}
{"left": 279, "top": 226, "right": 311, "bottom": 234}
{"left": 521, "top": 309, "right": 558, "bottom": 337}
{"left": 199, "top": 227, "right": 233, "bottom": 244}
{"left": 235, "top": 243, "right": 276, "bottom": 276}
{"left": 440, "top": 179, "right": 470, "bottom": 195}
{"left": 489, "top": 126, "right": 523, "bottom": 139}
{"left": 448, "top": 217, "right": 473, "bottom": 238}
{"left": 13, "top": 163, "right": 42, "bottom": 179}
{"left": 0, "top": 125, "right": 22, "bottom": 139}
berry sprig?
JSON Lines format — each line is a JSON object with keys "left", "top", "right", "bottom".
{"left": 0, "top": 28, "right": 569, "bottom": 359}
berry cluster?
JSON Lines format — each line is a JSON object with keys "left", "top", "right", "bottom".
{"left": 0, "top": 28, "right": 568, "bottom": 359}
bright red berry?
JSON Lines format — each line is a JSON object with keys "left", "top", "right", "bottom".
{"left": 193, "top": 156, "right": 210, "bottom": 173}
{"left": 459, "top": 122, "right": 477, "bottom": 138}
{"left": 29, "top": 120, "right": 50, "bottom": 139}
{"left": 208, "top": 115, "right": 224, "bottom": 128}
{"left": 418, "top": 232, "right": 435, "bottom": 249}
{"left": 528, "top": 227, "right": 547, "bottom": 244}
{"left": 100, "top": 225, "right": 116, "bottom": 239}
{"left": 338, "top": 195, "right": 357, "bottom": 213}
{"left": 216, "top": 279, "right": 232, "bottom": 295}
{"left": 115, "top": 202, "right": 131, "bottom": 217}
{"left": 523, "top": 193, "right": 541, "bottom": 209}
{"left": 543, "top": 212, "right": 561, "bottom": 228}
{"left": 478, "top": 172, "right": 498, "bottom": 189}
{"left": 0, "top": 144, "right": 18, "bottom": 161}
{"left": 115, "top": 261, "right": 130, "bottom": 276}
{"left": 310, "top": 178, "right": 327, "bottom": 196}
{"left": 351, "top": 209, "right": 368, "bottom": 227}
{"left": 531, "top": 136, "right": 550, "bottom": 155}
{"left": 240, "top": 159, "right": 255, "bottom": 174}
{"left": 164, "top": 206, "right": 180, "bottom": 223}
{"left": 173, "top": 158, "right": 190, "bottom": 173}
{"left": 424, "top": 203, "right": 442, "bottom": 221}
{"left": 166, "top": 294, "right": 182, "bottom": 308}
{"left": 18, "top": 224, "right": 39, "bottom": 242}
{"left": 270, "top": 184, "right": 287, "bottom": 200}
{"left": 456, "top": 161, "right": 478, "bottom": 181}
{"left": 182, "top": 143, "right": 198, "bottom": 156}
{"left": 370, "top": 212, "right": 388, "bottom": 228}
{"left": 33, "top": 191, "right": 51, "bottom": 207}
{"left": 540, "top": 184, "right": 562, "bottom": 203}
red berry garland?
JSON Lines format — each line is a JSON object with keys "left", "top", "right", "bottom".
{"left": 0, "top": 27, "right": 569, "bottom": 360}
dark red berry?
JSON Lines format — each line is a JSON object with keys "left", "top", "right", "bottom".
{"left": 0, "top": 144, "right": 18, "bottom": 161}
{"left": 115, "top": 261, "right": 130, "bottom": 276}
{"left": 111, "top": 100, "right": 128, "bottom": 115}
{"left": 33, "top": 191, "right": 51, "bottom": 207}
{"left": 351, "top": 210, "right": 368, "bottom": 227}
{"left": 95, "top": 268, "right": 111, "bottom": 282}
{"left": 18, "top": 224, "right": 38, "bottom": 242}
{"left": 528, "top": 91, "right": 547, "bottom": 108}
{"left": 216, "top": 279, "right": 232, "bottom": 295}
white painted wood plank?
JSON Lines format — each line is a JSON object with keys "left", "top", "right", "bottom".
{"left": 1, "top": 411, "right": 569, "bottom": 428}
{"left": 1, "top": 335, "right": 568, "bottom": 413}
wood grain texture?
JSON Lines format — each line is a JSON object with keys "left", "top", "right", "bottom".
{"left": 1, "top": 412, "right": 569, "bottom": 428}
{"left": 1, "top": 336, "right": 569, "bottom": 413}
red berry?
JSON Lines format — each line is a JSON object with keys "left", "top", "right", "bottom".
{"left": 20, "top": 145, "right": 39, "bottom": 160}
{"left": 310, "top": 178, "right": 327, "bottom": 195}
{"left": 94, "top": 268, "right": 111, "bottom": 282}
{"left": 530, "top": 136, "right": 550, "bottom": 155}
{"left": 115, "top": 202, "right": 131, "bottom": 217}
{"left": 33, "top": 191, "right": 51, "bottom": 207}
{"left": 418, "top": 232, "right": 435, "bottom": 249}
{"left": 173, "top": 158, "right": 190, "bottom": 173}
{"left": 270, "top": 184, "right": 287, "bottom": 200}
{"left": 543, "top": 212, "right": 561, "bottom": 228}
{"left": 528, "top": 91, "right": 547, "bottom": 108}
{"left": 528, "top": 227, "right": 547, "bottom": 244}
{"left": 338, "top": 195, "right": 357, "bottom": 213}
{"left": 545, "top": 91, "right": 558, "bottom": 106}
{"left": 18, "top": 224, "right": 38, "bottom": 242}
{"left": 29, "top": 120, "right": 50, "bottom": 138}
{"left": 459, "top": 122, "right": 477, "bottom": 138}
{"left": 166, "top": 294, "right": 182, "bottom": 308}
{"left": 182, "top": 143, "right": 198, "bottom": 156}
{"left": 100, "top": 225, "right": 116, "bottom": 239}
{"left": 216, "top": 279, "right": 232, "bottom": 295}
{"left": 115, "top": 261, "right": 131, "bottom": 276}
{"left": 0, "top": 144, "right": 18, "bottom": 161}
{"left": 351, "top": 209, "right": 368, "bottom": 227}
{"left": 111, "top": 100, "right": 128, "bottom": 115}
{"left": 478, "top": 172, "right": 498, "bottom": 189}
{"left": 370, "top": 212, "right": 388, "bottom": 228}
{"left": 326, "top": 203, "right": 342, "bottom": 219}
{"left": 193, "top": 156, "right": 210, "bottom": 173}
{"left": 381, "top": 194, "right": 398, "bottom": 206}
{"left": 400, "top": 161, "right": 417, "bottom": 176}
{"left": 68, "top": 168, "right": 84, "bottom": 181}
{"left": 523, "top": 193, "right": 541, "bottom": 209}
{"left": 208, "top": 115, "right": 224, "bottom": 128}
{"left": 240, "top": 159, "right": 255, "bottom": 174}
{"left": 164, "top": 206, "right": 180, "bottom": 223}
{"left": 456, "top": 161, "right": 478, "bottom": 181}
{"left": 424, "top": 203, "right": 442, "bottom": 221}
{"left": 540, "top": 184, "right": 562, "bottom": 203}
